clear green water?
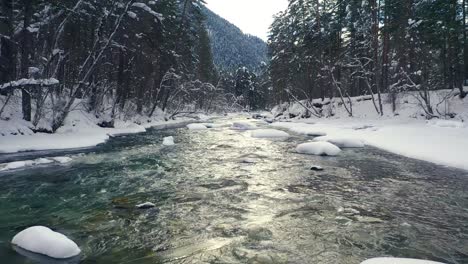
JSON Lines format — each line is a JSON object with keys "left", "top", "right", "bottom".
{"left": 0, "top": 118, "right": 468, "bottom": 264}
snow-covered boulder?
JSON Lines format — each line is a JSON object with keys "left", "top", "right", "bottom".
{"left": 162, "top": 136, "right": 175, "bottom": 146}
{"left": 296, "top": 142, "right": 341, "bottom": 156}
{"left": 11, "top": 226, "right": 81, "bottom": 259}
{"left": 136, "top": 202, "right": 156, "bottom": 209}
{"left": 201, "top": 123, "right": 224, "bottom": 128}
{"left": 251, "top": 129, "right": 290, "bottom": 139}
{"left": 52, "top": 157, "right": 73, "bottom": 164}
{"left": 314, "top": 136, "right": 365, "bottom": 148}
{"left": 187, "top": 123, "right": 208, "bottom": 130}
{"left": 361, "top": 257, "right": 445, "bottom": 264}
{"left": 231, "top": 121, "right": 257, "bottom": 130}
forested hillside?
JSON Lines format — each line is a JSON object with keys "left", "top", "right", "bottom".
{"left": 0, "top": 0, "right": 223, "bottom": 133}
{"left": 269, "top": 0, "right": 467, "bottom": 118}
{"left": 202, "top": 7, "right": 268, "bottom": 71}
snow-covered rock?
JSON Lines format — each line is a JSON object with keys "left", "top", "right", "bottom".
{"left": 314, "top": 136, "right": 365, "bottom": 148}
{"left": 162, "top": 136, "right": 175, "bottom": 146}
{"left": 250, "top": 129, "right": 290, "bottom": 139}
{"left": 231, "top": 121, "right": 257, "bottom": 130}
{"left": 187, "top": 123, "right": 208, "bottom": 130}
{"left": 0, "top": 156, "right": 72, "bottom": 171}
{"left": 361, "top": 257, "right": 445, "bottom": 264}
{"left": 51, "top": 157, "right": 73, "bottom": 164}
{"left": 136, "top": 202, "right": 156, "bottom": 209}
{"left": 11, "top": 226, "right": 81, "bottom": 259}
{"left": 310, "top": 165, "right": 324, "bottom": 171}
{"left": 296, "top": 142, "right": 341, "bottom": 156}
{"left": 201, "top": 123, "right": 224, "bottom": 128}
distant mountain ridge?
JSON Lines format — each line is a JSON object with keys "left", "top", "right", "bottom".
{"left": 202, "top": 6, "right": 268, "bottom": 72}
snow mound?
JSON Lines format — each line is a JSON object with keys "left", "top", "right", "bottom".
{"left": 251, "top": 129, "right": 290, "bottom": 138}
{"left": 11, "top": 226, "right": 81, "bottom": 259}
{"left": 427, "top": 119, "right": 465, "bottom": 128}
{"left": 231, "top": 121, "right": 257, "bottom": 130}
{"left": 187, "top": 123, "right": 208, "bottom": 130}
{"left": 162, "top": 136, "right": 175, "bottom": 146}
{"left": 296, "top": 142, "right": 341, "bottom": 156}
{"left": 314, "top": 136, "right": 365, "bottom": 148}
{"left": 361, "top": 257, "right": 445, "bottom": 264}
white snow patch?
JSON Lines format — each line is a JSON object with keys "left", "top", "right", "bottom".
{"left": 361, "top": 257, "right": 445, "bottom": 264}
{"left": 296, "top": 142, "right": 341, "bottom": 156}
{"left": 313, "top": 136, "right": 365, "bottom": 148}
{"left": 231, "top": 121, "right": 257, "bottom": 130}
{"left": 187, "top": 123, "right": 208, "bottom": 130}
{"left": 11, "top": 226, "right": 81, "bottom": 259}
{"left": 250, "top": 129, "right": 290, "bottom": 139}
{"left": 162, "top": 136, "right": 175, "bottom": 146}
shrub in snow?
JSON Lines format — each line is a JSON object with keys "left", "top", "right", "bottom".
{"left": 162, "top": 136, "right": 175, "bottom": 146}
{"left": 361, "top": 257, "right": 445, "bottom": 264}
{"left": 201, "top": 123, "right": 224, "bottom": 128}
{"left": 313, "top": 136, "right": 365, "bottom": 148}
{"left": 231, "top": 121, "right": 257, "bottom": 130}
{"left": 250, "top": 129, "right": 290, "bottom": 138}
{"left": 11, "top": 226, "right": 81, "bottom": 259}
{"left": 187, "top": 124, "right": 208, "bottom": 130}
{"left": 296, "top": 142, "right": 341, "bottom": 156}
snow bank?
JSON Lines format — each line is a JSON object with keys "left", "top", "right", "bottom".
{"left": 250, "top": 129, "right": 290, "bottom": 139}
{"left": 187, "top": 123, "right": 208, "bottom": 130}
{"left": 0, "top": 132, "right": 109, "bottom": 154}
{"left": 231, "top": 121, "right": 257, "bottom": 130}
{"left": 11, "top": 226, "right": 81, "bottom": 259}
{"left": 271, "top": 122, "right": 326, "bottom": 136}
{"left": 296, "top": 142, "right": 341, "bottom": 156}
{"left": 162, "top": 136, "right": 175, "bottom": 146}
{"left": 361, "top": 257, "right": 445, "bottom": 264}
{"left": 313, "top": 136, "right": 365, "bottom": 148}
{"left": 136, "top": 202, "right": 156, "bottom": 209}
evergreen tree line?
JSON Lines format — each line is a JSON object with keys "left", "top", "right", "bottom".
{"left": 268, "top": 0, "right": 467, "bottom": 117}
{"left": 0, "top": 0, "right": 225, "bottom": 132}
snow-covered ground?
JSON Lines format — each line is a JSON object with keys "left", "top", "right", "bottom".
{"left": 271, "top": 90, "right": 468, "bottom": 171}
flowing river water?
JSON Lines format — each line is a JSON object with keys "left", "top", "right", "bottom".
{"left": 0, "top": 117, "right": 468, "bottom": 264}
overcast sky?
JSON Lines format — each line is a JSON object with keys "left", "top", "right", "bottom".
{"left": 204, "top": 0, "right": 288, "bottom": 41}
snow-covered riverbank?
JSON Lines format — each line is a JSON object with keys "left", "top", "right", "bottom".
{"left": 270, "top": 90, "right": 468, "bottom": 171}
{"left": 0, "top": 109, "right": 213, "bottom": 154}
{"left": 271, "top": 118, "right": 468, "bottom": 171}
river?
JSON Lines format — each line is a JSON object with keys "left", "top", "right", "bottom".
{"left": 0, "top": 117, "right": 467, "bottom": 264}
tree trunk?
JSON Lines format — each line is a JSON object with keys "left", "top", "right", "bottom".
{"left": 20, "top": 0, "right": 33, "bottom": 122}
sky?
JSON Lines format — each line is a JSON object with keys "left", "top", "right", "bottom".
{"left": 204, "top": 0, "right": 289, "bottom": 41}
